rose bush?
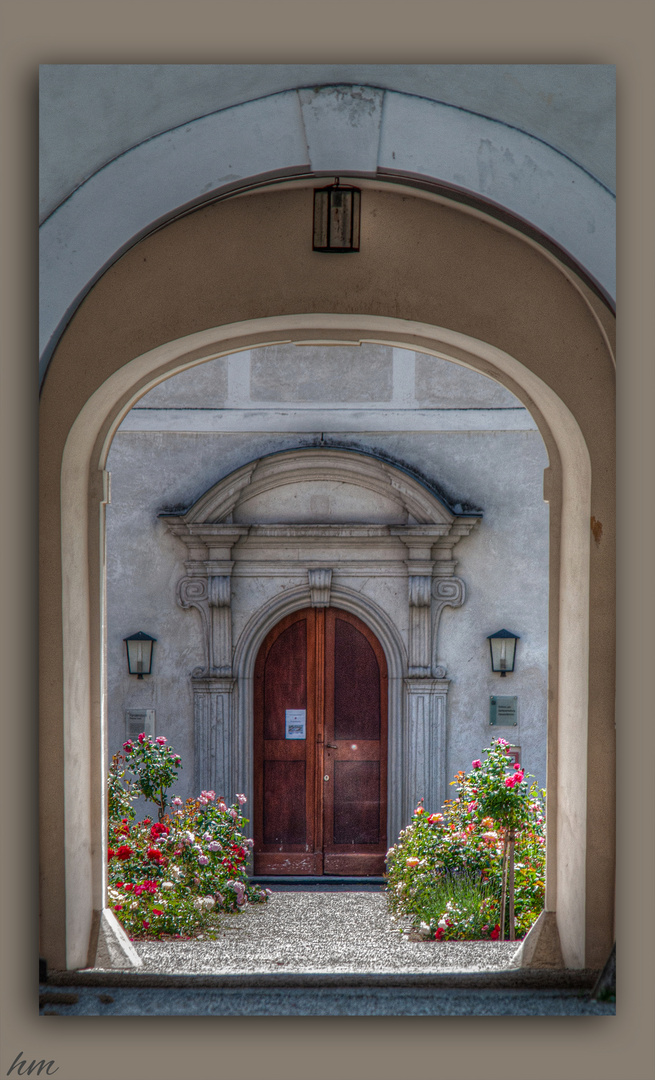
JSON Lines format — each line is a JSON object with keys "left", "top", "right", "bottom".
{"left": 386, "top": 739, "right": 545, "bottom": 940}
{"left": 107, "top": 737, "right": 268, "bottom": 939}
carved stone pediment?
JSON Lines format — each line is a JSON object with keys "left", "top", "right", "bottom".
{"left": 161, "top": 446, "right": 480, "bottom": 548}
{"left": 162, "top": 447, "right": 481, "bottom": 680}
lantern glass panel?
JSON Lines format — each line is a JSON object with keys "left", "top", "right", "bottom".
{"left": 313, "top": 186, "right": 360, "bottom": 251}
{"left": 126, "top": 637, "right": 153, "bottom": 675}
{"left": 489, "top": 635, "right": 517, "bottom": 673}
{"left": 329, "top": 189, "right": 352, "bottom": 249}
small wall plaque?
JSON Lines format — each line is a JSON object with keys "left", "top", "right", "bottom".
{"left": 125, "top": 708, "right": 155, "bottom": 739}
{"left": 285, "top": 709, "right": 306, "bottom": 739}
{"left": 489, "top": 696, "right": 518, "bottom": 726}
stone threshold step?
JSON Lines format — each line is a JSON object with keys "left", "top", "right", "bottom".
{"left": 249, "top": 875, "right": 386, "bottom": 891}
{"left": 44, "top": 969, "right": 602, "bottom": 991}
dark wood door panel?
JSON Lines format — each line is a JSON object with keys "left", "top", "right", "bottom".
{"left": 323, "top": 609, "right": 388, "bottom": 873}
{"left": 263, "top": 759, "right": 307, "bottom": 845}
{"left": 254, "top": 606, "right": 387, "bottom": 876}
{"left": 254, "top": 608, "right": 317, "bottom": 873}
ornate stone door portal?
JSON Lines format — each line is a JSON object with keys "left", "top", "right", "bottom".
{"left": 164, "top": 446, "right": 479, "bottom": 848}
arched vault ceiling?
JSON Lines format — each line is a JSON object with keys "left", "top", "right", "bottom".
{"left": 39, "top": 77, "right": 615, "bottom": 381}
{"left": 40, "top": 64, "right": 616, "bottom": 216}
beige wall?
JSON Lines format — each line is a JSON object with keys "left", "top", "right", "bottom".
{"left": 39, "top": 181, "right": 615, "bottom": 970}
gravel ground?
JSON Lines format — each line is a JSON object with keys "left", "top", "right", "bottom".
{"left": 51, "top": 892, "right": 613, "bottom": 1014}
{"left": 131, "top": 891, "right": 520, "bottom": 975}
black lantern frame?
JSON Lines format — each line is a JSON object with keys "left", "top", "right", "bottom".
{"left": 124, "top": 631, "right": 156, "bottom": 678}
{"left": 313, "top": 178, "right": 361, "bottom": 252}
{"left": 487, "top": 629, "right": 520, "bottom": 676}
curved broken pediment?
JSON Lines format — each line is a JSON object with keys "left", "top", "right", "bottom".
{"left": 161, "top": 446, "right": 481, "bottom": 532}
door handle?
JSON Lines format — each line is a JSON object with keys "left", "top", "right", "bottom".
{"left": 325, "top": 743, "right": 338, "bottom": 748}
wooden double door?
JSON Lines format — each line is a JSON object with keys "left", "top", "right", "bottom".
{"left": 253, "top": 607, "right": 388, "bottom": 875}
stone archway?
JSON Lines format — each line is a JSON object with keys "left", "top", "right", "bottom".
{"left": 39, "top": 181, "right": 614, "bottom": 971}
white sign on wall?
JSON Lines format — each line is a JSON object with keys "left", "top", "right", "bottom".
{"left": 285, "top": 709, "right": 306, "bottom": 739}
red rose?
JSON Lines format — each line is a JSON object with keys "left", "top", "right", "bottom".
{"left": 117, "top": 845, "right": 133, "bottom": 860}
{"left": 490, "top": 924, "right": 501, "bottom": 940}
{"left": 124, "top": 882, "right": 134, "bottom": 892}
{"left": 107, "top": 848, "right": 115, "bottom": 860}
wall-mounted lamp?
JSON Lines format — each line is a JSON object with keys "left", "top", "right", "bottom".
{"left": 487, "top": 629, "right": 520, "bottom": 676}
{"left": 124, "top": 631, "right": 156, "bottom": 678}
{"left": 313, "top": 178, "right": 361, "bottom": 252}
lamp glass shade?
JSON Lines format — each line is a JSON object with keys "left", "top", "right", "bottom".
{"left": 313, "top": 182, "right": 360, "bottom": 251}
{"left": 124, "top": 632, "right": 156, "bottom": 676}
{"left": 488, "top": 629, "right": 519, "bottom": 674}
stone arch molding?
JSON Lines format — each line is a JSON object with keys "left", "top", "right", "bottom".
{"left": 53, "top": 308, "right": 601, "bottom": 975}
{"left": 232, "top": 583, "right": 410, "bottom": 845}
{"left": 39, "top": 84, "right": 615, "bottom": 376}
{"left": 162, "top": 447, "right": 480, "bottom": 842}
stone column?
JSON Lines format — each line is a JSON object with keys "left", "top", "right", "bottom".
{"left": 404, "top": 677, "right": 450, "bottom": 820}
{"left": 177, "top": 565, "right": 234, "bottom": 677}
{"left": 408, "top": 574, "right": 433, "bottom": 676}
{"left": 431, "top": 564, "right": 466, "bottom": 677}
{"left": 192, "top": 677, "right": 235, "bottom": 800}
{"left": 208, "top": 573, "right": 233, "bottom": 675}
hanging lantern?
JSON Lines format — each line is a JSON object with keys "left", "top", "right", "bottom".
{"left": 313, "top": 178, "right": 361, "bottom": 252}
{"left": 487, "top": 629, "right": 520, "bottom": 676}
{"left": 124, "top": 631, "right": 156, "bottom": 678}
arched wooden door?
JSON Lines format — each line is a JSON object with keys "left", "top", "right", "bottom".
{"left": 254, "top": 607, "right": 388, "bottom": 875}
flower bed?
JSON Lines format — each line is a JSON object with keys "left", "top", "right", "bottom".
{"left": 107, "top": 735, "right": 268, "bottom": 939}
{"left": 385, "top": 739, "right": 545, "bottom": 941}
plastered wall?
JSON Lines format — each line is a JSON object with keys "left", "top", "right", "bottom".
{"left": 106, "top": 344, "right": 549, "bottom": 812}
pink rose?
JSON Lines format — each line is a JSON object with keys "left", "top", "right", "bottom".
{"left": 155, "top": 736, "right": 167, "bottom": 745}
{"left": 471, "top": 760, "right": 482, "bottom": 769}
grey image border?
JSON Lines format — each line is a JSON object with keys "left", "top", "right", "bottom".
{"left": 3, "top": 10, "right": 651, "bottom": 1080}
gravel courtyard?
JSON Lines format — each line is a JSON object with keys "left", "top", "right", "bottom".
{"left": 132, "top": 890, "right": 520, "bottom": 975}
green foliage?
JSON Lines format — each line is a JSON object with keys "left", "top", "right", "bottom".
{"left": 386, "top": 739, "right": 546, "bottom": 940}
{"left": 107, "top": 740, "right": 268, "bottom": 939}
{"left": 120, "top": 734, "right": 182, "bottom": 820}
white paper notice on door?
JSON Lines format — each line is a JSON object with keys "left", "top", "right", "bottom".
{"left": 285, "top": 709, "right": 306, "bottom": 739}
